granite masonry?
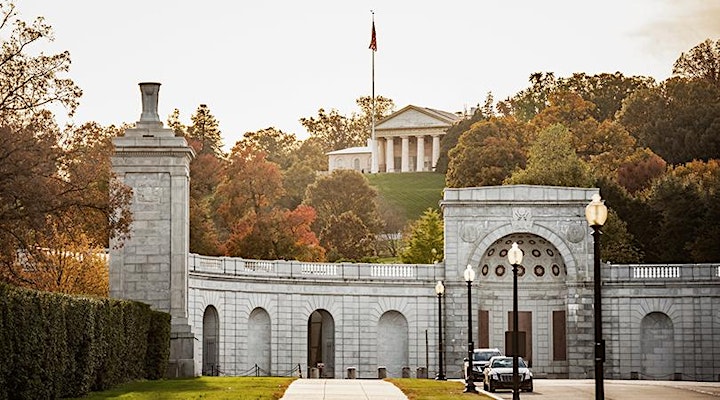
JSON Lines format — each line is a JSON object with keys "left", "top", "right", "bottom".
{"left": 111, "top": 84, "right": 720, "bottom": 381}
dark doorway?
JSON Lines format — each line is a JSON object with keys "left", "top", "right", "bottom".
{"left": 307, "top": 309, "right": 335, "bottom": 378}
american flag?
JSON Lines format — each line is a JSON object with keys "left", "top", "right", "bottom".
{"left": 369, "top": 21, "right": 377, "bottom": 51}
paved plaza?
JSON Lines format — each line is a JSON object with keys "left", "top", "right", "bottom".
{"left": 487, "top": 379, "right": 720, "bottom": 400}
{"left": 280, "top": 379, "right": 408, "bottom": 400}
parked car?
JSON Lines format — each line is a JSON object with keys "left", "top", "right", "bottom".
{"left": 482, "top": 356, "right": 533, "bottom": 393}
{"left": 463, "top": 348, "right": 502, "bottom": 380}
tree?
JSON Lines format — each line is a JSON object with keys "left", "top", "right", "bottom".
{"left": 673, "top": 38, "right": 720, "bottom": 87}
{"left": 0, "top": 2, "right": 82, "bottom": 120}
{"left": 304, "top": 170, "right": 382, "bottom": 259}
{"left": 214, "top": 145, "right": 323, "bottom": 260}
{"left": 618, "top": 77, "right": 720, "bottom": 164}
{"left": 319, "top": 211, "right": 374, "bottom": 262}
{"left": 2, "top": 219, "right": 109, "bottom": 296}
{"left": 559, "top": 72, "right": 654, "bottom": 122}
{"left": 400, "top": 208, "right": 444, "bottom": 264}
{"left": 505, "top": 124, "right": 593, "bottom": 187}
{"left": 615, "top": 148, "right": 667, "bottom": 194}
{"left": 188, "top": 104, "right": 224, "bottom": 156}
{"left": 375, "top": 195, "right": 407, "bottom": 257}
{"left": 598, "top": 209, "right": 643, "bottom": 264}
{"left": 300, "top": 96, "right": 395, "bottom": 153}
{"left": 446, "top": 116, "right": 529, "bottom": 188}
{"left": 435, "top": 93, "right": 493, "bottom": 173}
{"left": 237, "top": 127, "right": 299, "bottom": 170}
{"left": 498, "top": 72, "right": 557, "bottom": 122}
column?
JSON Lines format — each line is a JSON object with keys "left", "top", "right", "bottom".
{"left": 416, "top": 135, "right": 425, "bottom": 172}
{"left": 432, "top": 135, "right": 440, "bottom": 171}
{"left": 401, "top": 136, "right": 410, "bottom": 172}
{"left": 386, "top": 137, "right": 395, "bottom": 172}
{"left": 371, "top": 138, "right": 379, "bottom": 173}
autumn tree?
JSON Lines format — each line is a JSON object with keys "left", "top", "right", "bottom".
{"left": 616, "top": 148, "right": 667, "bottom": 194}
{"left": 319, "top": 212, "right": 374, "bottom": 262}
{"left": 400, "top": 208, "right": 444, "bottom": 264}
{"left": 435, "top": 93, "right": 494, "bottom": 174}
{"left": 304, "top": 170, "right": 382, "bottom": 260}
{"left": 188, "top": 104, "right": 224, "bottom": 156}
{"left": 0, "top": 2, "right": 82, "bottom": 121}
{"left": 237, "top": 127, "right": 299, "bottom": 170}
{"left": 673, "top": 38, "right": 720, "bottom": 87}
{"left": 214, "top": 145, "right": 322, "bottom": 260}
{"left": 446, "top": 116, "right": 529, "bottom": 188}
{"left": 505, "top": 124, "right": 593, "bottom": 187}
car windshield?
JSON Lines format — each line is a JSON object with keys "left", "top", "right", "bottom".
{"left": 491, "top": 358, "right": 527, "bottom": 368}
{"left": 473, "top": 351, "right": 500, "bottom": 361}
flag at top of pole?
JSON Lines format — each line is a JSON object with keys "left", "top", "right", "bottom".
{"left": 369, "top": 20, "right": 377, "bottom": 51}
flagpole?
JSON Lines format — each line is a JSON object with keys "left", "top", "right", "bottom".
{"left": 370, "top": 10, "right": 379, "bottom": 173}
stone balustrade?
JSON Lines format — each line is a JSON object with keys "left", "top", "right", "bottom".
{"left": 188, "top": 253, "right": 441, "bottom": 281}
{"left": 604, "top": 263, "right": 720, "bottom": 282}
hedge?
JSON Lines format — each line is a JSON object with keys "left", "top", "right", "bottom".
{"left": 0, "top": 283, "right": 170, "bottom": 399}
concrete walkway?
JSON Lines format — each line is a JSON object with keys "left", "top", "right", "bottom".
{"left": 280, "top": 379, "right": 408, "bottom": 400}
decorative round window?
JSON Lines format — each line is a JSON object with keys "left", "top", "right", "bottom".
{"left": 495, "top": 265, "right": 506, "bottom": 277}
{"left": 546, "top": 248, "right": 555, "bottom": 257}
{"left": 487, "top": 248, "right": 495, "bottom": 257}
{"left": 534, "top": 265, "right": 545, "bottom": 277}
{"left": 481, "top": 264, "right": 489, "bottom": 276}
{"left": 552, "top": 264, "right": 560, "bottom": 276}
{"left": 517, "top": 265, "right": 526, "bottom": 277}
{"left": 532, "top": 249, "right": 541, "bottom": 257}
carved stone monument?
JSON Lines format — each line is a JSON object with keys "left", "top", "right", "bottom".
{"left": 110, "top": 83, "right": 196, "bottom": 377}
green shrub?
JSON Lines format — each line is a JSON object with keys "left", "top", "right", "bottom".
{"left": 0, "top": 283, "right": 170, "bottom": 399}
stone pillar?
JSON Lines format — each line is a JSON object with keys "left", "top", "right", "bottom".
{"left": 401, "top": 136, "right": 410, "bottom": 172}
{"left": 110, "top": 82, "right": 196, "bottom": 377}
{"left": 416, "top": 135, "right": 425, "bottom": 172}
{"left": 386, "top": 136, "right": 395, "bottom": 172}
{"left": 432, "top": 135, "right": 440, "bottom": 171}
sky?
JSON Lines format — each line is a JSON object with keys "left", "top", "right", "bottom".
{"left": 15, "top": 0, "right": 720, "bottom": 151}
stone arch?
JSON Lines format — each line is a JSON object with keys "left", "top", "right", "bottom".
{"left": 467, "top": 223, "right": 578, "bottom": 280}
{"left": 640, "top": 312, "right": 674, "bottom": 380}
{"left": 202, "top": 305, "right": 220, "bottom": 375}
{"left": 377, "top": 310, "right": 409, "bottom": 377}
{"left": 248, "top": 307, "right": 271, "bottom": 375}
{"left": 307, "top": 309, "right": 335, "bottom": 378}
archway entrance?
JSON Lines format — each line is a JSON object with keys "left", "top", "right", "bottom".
{"left": 307, "top": 309, "right": 335, "bottom": 378}
{"left": 202, "top": 305, "right": 220, "bottom": 375}
{"left": 248, "top": 308, "right": 271, "bottom": 375}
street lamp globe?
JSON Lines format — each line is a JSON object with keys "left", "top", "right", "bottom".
{"left": 508, "top": 242, "right": 523, "bottom": 266}
{"left": 585, "top": 194, "right": 608, "bottom": 227}
{"left": 464, "top": 264, "right": 475, "bottom": 283}
{"left": 435, "top": 280, "right": 445, "bottom": 295}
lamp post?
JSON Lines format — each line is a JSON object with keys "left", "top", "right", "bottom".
{"left": 586, "top": 193, "right": 608, "bottom": 400}
{"left": 435, "top": 280, "right": 446, "bottom": 380}
{"left": 463, "top": 264, "right": 478, "bottom": 393}
{"left": 507, "top": 242, "right": 523, "bottom": 400}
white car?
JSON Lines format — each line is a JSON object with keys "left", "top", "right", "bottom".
{"left": 482, "top": 356, "right": 533, "bottom": 393}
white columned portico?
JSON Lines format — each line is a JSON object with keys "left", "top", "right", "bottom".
{"left": 401, "top": 136, "right": 410, "bottom": 172}
{"left": 416, "top": 135, "right": 425, "bottom": 172}
{"left": 432, "top": 135, "right": 440, "bottom": 171}
{"left": 386, "top": 137, "right": 395, "bottom": 173}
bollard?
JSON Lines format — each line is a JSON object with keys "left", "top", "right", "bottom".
{"left": 630, "top": 371, "right": 639, "bottom": 380}
{"left": 674, "top": 372, "right": 682, "bottom": 381}
{"left": 416, "top": 367, "right": 428, "bottom": 379}
{"left": 378, "top": 366, "right": 387, "bottom": 379}
{"left": 402, "top": 367, "right": 411, "bottom": 378}
{"left": 310, "top": 367, "right": 319, "bottom": 379}
{"left": 346, "top": 367, "right": 357, "bottom": 379}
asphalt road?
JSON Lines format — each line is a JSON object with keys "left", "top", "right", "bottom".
{"left": 487, "top": 379, "right": 720, "bottom": 400}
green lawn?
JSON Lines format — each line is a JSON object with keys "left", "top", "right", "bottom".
{"left": 366, "top": 172, "right": 446, "bottom": 221}
{"left": 70, "top": 377, "right": 295, "bottom": 400}
{"left": 387, "top": 378, "right": 495, "bottom": 400}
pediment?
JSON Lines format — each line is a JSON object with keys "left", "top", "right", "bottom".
{"left": 376, "top": 105, "right": 459, "bottom": 131}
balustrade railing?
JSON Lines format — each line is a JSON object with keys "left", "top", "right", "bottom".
{"left": 188, "top": 253, "right": 438, "bottom": 281}
{"left": 604, "top": 263, "right": 720, "bottom": 283}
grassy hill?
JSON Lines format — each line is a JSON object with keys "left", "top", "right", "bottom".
{"left": 365, "top": 172, "right": 446, "bottom": 222}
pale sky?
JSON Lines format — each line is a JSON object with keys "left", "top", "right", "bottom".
{"left": 16, "top": 0, "right": 720, "bottom": 150}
